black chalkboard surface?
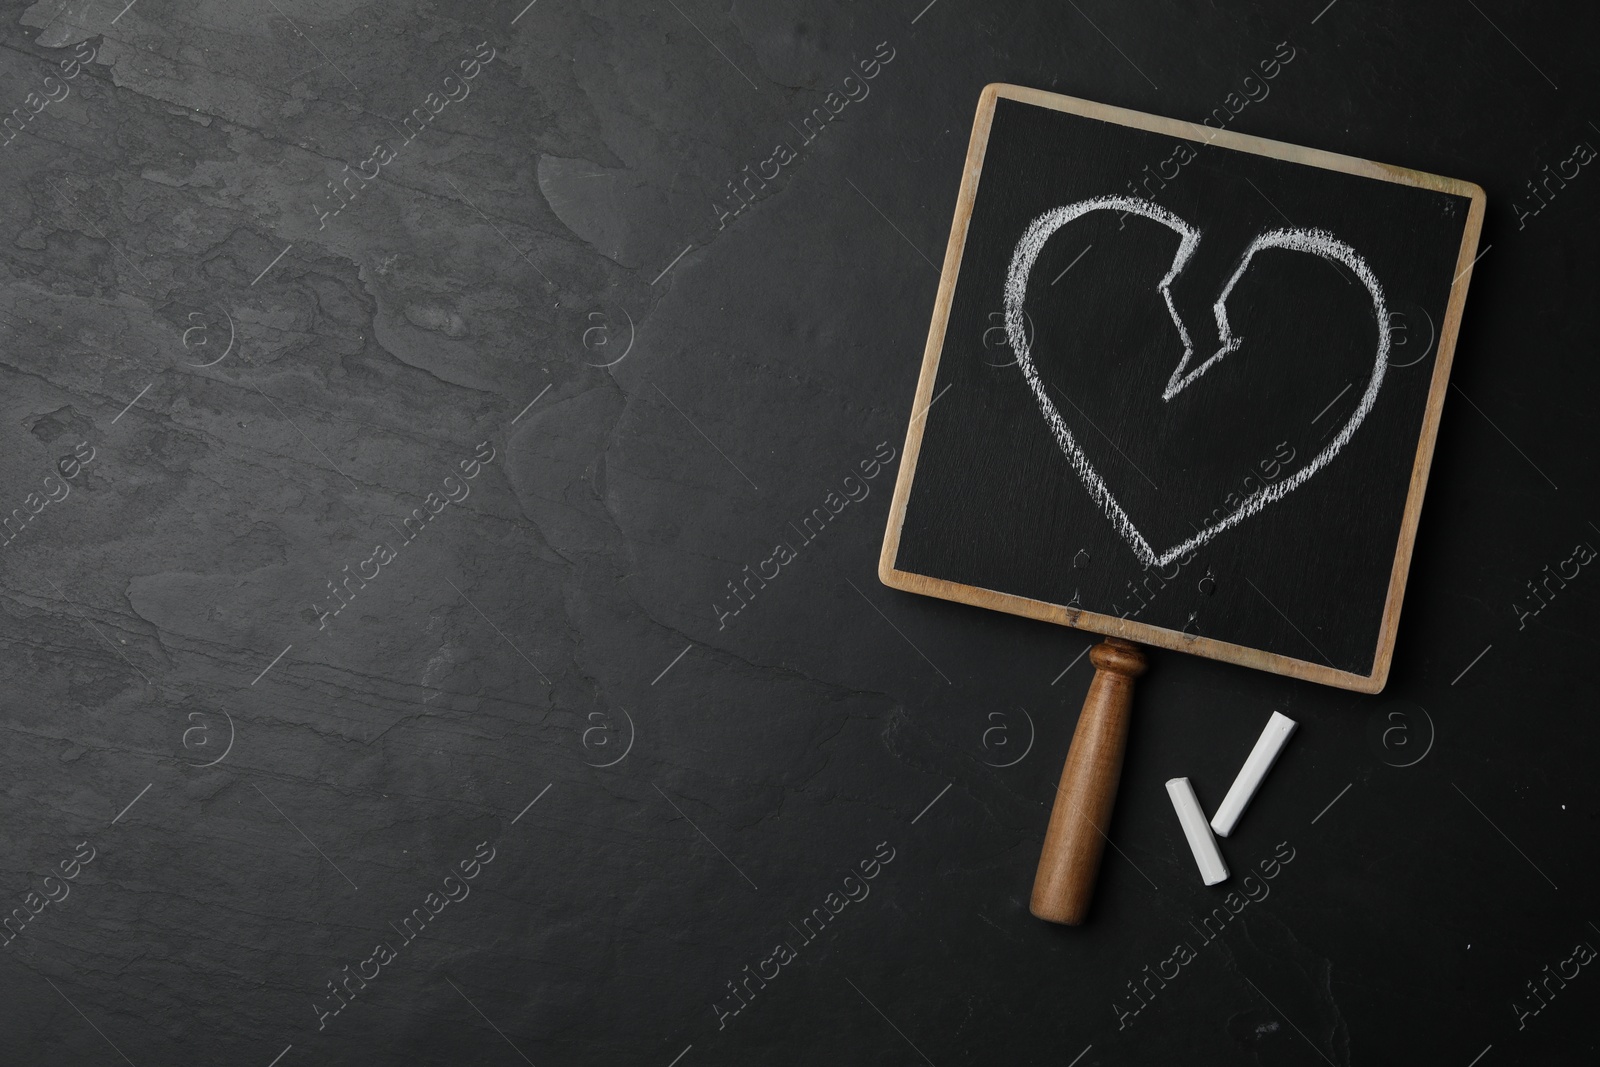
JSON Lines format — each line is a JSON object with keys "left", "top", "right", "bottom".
{"left": 881, "top": 85, "right": 1485, "bottom": 691}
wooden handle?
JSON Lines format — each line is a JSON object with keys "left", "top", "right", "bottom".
{"left": 1030, "top": 637, "right": 1147, "bottom": 925}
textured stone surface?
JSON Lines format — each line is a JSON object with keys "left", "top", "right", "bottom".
{"left": 0, "top": 0, "right": 1595, "bottom": 1064}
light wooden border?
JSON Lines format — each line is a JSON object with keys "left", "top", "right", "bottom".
{"left": 877, "top": 83, "right": 1487, "bottom": 694}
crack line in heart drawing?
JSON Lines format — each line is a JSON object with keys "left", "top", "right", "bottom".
{"left": 1004, "top": 194, "right": 1389, "bottom": 569}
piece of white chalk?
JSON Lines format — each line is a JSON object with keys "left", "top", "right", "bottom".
{"left": 1166, "top": 777, "right": 1229, "bottom": 886}
{"left": 1209, "top": 711, "right": 1298, "bottom": 838}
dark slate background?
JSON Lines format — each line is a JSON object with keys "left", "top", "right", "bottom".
{"left": 0, "top": 1, "right": 1593, "bottom": 1065}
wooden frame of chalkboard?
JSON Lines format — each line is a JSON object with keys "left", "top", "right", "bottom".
{"left": 879, "top": 83, "right": 1486, "bottom": 693}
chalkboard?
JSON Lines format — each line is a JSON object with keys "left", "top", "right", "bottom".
{"left": 880, "top": 85, "right": 1486, "bottom": 691}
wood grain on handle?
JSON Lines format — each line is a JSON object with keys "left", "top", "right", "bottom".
{"left": 1030, "top": 638, "right": 1147, "bottom": 925}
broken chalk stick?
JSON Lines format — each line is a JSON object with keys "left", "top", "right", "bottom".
{"left": 1210, "top": 711, "right": 1298, "bottom": 838}
{"left": 1166, "top": 777, "right": 1229, "bottom": 886}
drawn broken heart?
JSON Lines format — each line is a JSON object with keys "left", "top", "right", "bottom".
{"left": 1004, "top": 194, "right": 1390, "bottom": 569}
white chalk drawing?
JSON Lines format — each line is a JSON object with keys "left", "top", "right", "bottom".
{"left": 1003, "top": 195, "right": 1389, "bottom": 568}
